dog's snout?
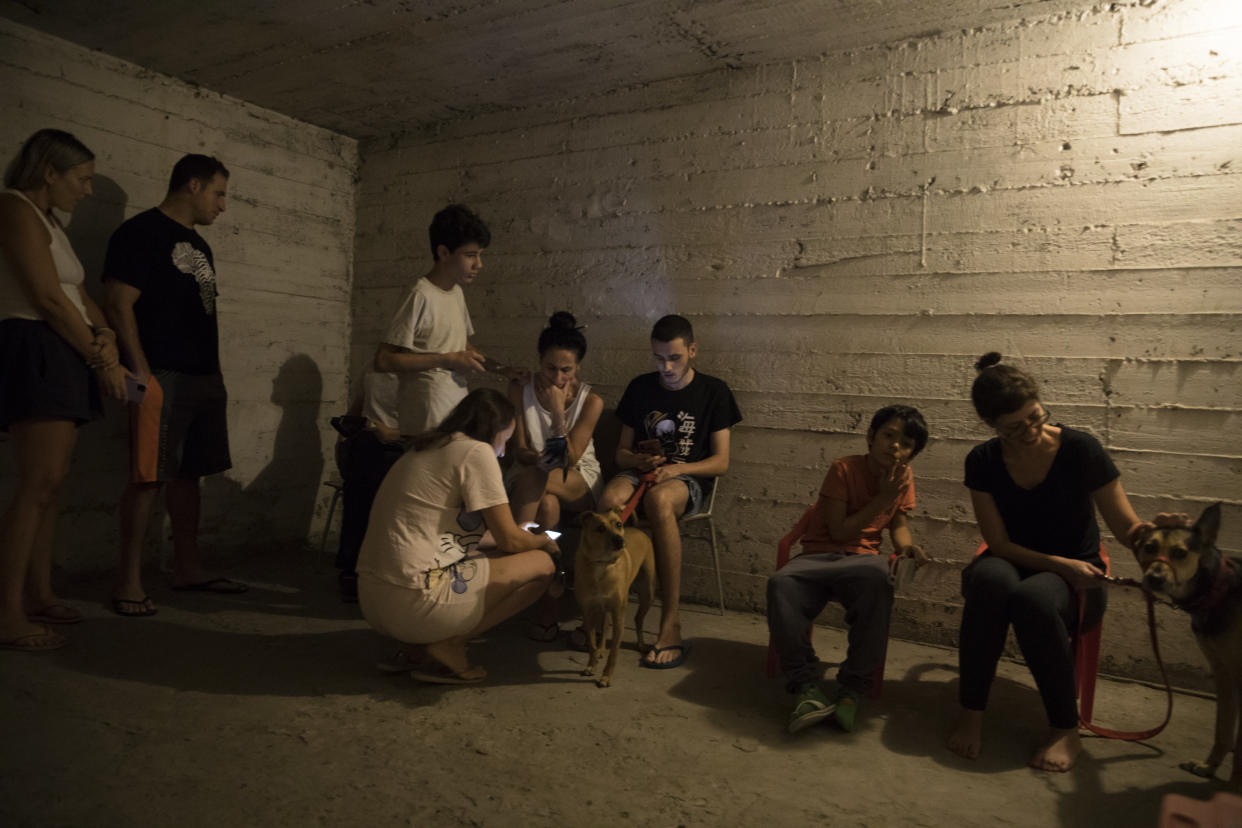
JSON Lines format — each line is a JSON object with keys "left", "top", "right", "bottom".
{"left": 610, "top": 535, "right": 625, "bottom": 551}
{"left": 1142, "top": 567, "right": 1169, "bottom": 590}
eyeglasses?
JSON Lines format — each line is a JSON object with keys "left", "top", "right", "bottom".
{"left": 995, "top": 409, "right": 1051, "bottom": 439}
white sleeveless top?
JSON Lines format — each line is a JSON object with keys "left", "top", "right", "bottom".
{"left": 0, "top": 189, "right": 91, "bottom": 323}
{"left": 518, "top": 380, "right": 603, "bottom": 499}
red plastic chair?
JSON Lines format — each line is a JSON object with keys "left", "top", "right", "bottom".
{"left": 765, "top": 505, "right": 889, "bottom": 700}
{"left": 972, "top": 541, "right": 1110, "bottom": 724}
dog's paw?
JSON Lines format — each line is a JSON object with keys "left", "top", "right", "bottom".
{"left": 595, "top": 676, "right": 611, "bottom": 688}
{"left": 1179, "top": 760, "right": 1217, "bottom": 779}
{"left": 580, "top": 667, "right": 595, "bottom": 677}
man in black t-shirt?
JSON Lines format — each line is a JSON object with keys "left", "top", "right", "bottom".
{"left": 102, "top": 154, "right": 246, "bottom": 617}
{"left": 597, "top": 314, "right": 742, "bottom": 668}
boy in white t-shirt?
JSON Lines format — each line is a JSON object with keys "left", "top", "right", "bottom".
{"left": 374, "top": 203, "right": 498, "bottom": 435}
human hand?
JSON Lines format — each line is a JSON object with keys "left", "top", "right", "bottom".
{"left": 634, "top": 453, "right": 666, "bottom": 472}
{"left": 1059, "top": 558, "right": 1105, "bottom": 589}
{"left": 445, "top": 349, "right": 485, "bottom": 374}
{"left": 900, "top": 544, "right": 929, "bottom": 568}
{"left": 534, "top": 374, "right": 568, "bottom": 414}
{"left": 540, "top": 535, "right": 561, "bottom": 563}
{"left": 96, "top": 363, "right": 130, "bottom": 401}
{"left": 650, "top": 464, "right": 680, "bottom": 484}
{"left": 86, "top": 332, "right": 119, "bottom": 370}
{"left": 876, "top": 462, "right": 911, "bottom": 505}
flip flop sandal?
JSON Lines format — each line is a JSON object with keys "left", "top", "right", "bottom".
{"left": 640, "top": 641, "right": 693, "bottom": 670}
{"left": 409, "top": 661, "right": 487, "bottom": 685}
{"left": 526, "top": 621, "right": 561, "bottom": 642}
{"left": 112, "top": 597, "right": 158, "bottom": 617}
{"left": 0, "top": 626, "right": 67, "bottom": 651}
{"left": 27, "top": 604, "right": 84, "bottom": 625}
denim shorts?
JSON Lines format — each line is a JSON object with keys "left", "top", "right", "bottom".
{"left": 613, "top": 468, "right": 707, "bottom": 518}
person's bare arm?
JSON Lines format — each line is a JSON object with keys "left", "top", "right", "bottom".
{"left": 564, "top": 393, "right": 603, "bottom": 467}
{"left": 507, "top": 378, "right": 541, "bottom": 466}
{"left": 651, "top": 427, "right": 732, "bottom": 483}
{"left": 102, "top": 279, "right": 152, "bottom": 381}
{"left": 373, "top": 341, "right": 483, "bottom": 375}
{"left": 615, "top": 424, "right": 665, "bottom": 472}
{"left": 481, "top": 502, "right": 560, "bottom": 557}
{"left": 888, "top": 511, "right": 927, "bottom": 561}
{"left": 822, "top": 463, "right": 910, "bottom": 542}
{"left": 971, "top": 489, "right": 1102, "bottom": 587}
{"left": 1091, "top": 477, "right": 1148, "bottom": 551}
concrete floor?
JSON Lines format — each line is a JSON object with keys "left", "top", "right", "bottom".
{"left": 1, "top": 548, "right": 1234, "bottom": 828}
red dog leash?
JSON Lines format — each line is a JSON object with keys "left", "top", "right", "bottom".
{"left": 1077, "top": 583, "right": 1173, "bottom": 741}
{"left": 617, "top": 472, "right": 658, "bottom": 524}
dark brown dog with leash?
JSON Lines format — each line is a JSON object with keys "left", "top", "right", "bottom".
{"left": 575, "top": 507, "right": 656, "bottom": 688}
{"left": 1134, "top": 502, "right": 1241, "bottom": 790}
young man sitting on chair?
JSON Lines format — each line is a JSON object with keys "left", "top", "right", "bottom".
{"left": 595, "top": 314, "right": 741, "bottom": 669}
{"left": 766, "top": 405, "right": 929, "bottom": 733}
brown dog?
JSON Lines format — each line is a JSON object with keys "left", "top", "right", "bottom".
{"left": 1134, "top": 502, "right": 1241, "bottom": 790}
{"left": 574, "top": 507, "right": 656, "bottom": 687}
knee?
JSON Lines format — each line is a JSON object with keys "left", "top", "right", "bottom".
{"left": 539, "top": 492, "right": 559, "bottom": 514}
{"left": 21, "top": 469, "right": 69, "bottom": 506}
{"left": 533, "top": 552, "right": 556, "bottom": 580}
{"left": 767, "top": 570, "right": 794, "bottom": 603}
{"left": 643, "top": 489, "right": 679, "bottom": 523}
{"left": 1009, "top": 584, "right": 1059, "bottom": 624}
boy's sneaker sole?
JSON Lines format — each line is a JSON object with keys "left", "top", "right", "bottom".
{"left": 787, "top": 701, "right": 837, "bottom": 734}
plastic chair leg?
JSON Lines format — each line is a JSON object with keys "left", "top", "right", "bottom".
{"left": 320, "top": 484, "right": 343, "bottom": 555}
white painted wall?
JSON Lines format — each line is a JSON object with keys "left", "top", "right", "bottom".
{"left": 0, "top": 19, "right": 358, "bottom": 574}
{"left": 353, "top": 0, "right": 1242, "bottom": 684}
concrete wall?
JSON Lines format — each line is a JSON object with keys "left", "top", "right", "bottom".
{"left": 352, "top": 0, "right": 1241, "bottom": 685}
{"left": 0, "top": 19, "right": 358, "bottom": 574}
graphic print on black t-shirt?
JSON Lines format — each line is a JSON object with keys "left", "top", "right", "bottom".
{"left": 170, "top": 241, "right": 216, "bottom": 315}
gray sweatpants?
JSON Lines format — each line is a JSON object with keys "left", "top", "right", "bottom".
{"left": 766, "top": 552, "right": 893, "bottom": 693}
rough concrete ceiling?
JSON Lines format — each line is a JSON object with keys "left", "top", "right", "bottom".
{"left": 2, "top": 0, "right": 1089, "bottom": 138}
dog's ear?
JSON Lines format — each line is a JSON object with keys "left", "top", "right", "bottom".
{"left": 1192, "top": 502, "right": 1222, "bottom": 548}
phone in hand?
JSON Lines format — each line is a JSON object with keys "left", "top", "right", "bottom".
{"left": 125, "top": 374, "right": 147, "bottom": 405}
{"left": 529, "top": 525, "right": 562, "bottom": 540}
{"left": 637, "top": 438, "right": 665, "bottom": 456}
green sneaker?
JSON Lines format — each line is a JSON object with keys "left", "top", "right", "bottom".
{"left": 832, "top": 688, "right": 862, "bottom": 732}
{"left": 787, "top": 683, "right": 836, "bottom": 734}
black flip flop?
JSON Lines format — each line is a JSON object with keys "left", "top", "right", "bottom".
{"left": 640, "top": 641, "right": 693, "bottom": 670}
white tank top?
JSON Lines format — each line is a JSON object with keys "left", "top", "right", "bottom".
{"left": 520, "top": 380, "right": 603, "bottom": 497}
{"left": 0, "top": 189, "right": 91, "bottom": 323}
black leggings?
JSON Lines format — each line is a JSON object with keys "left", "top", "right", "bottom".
{"left": 958, "top": 555, "right": 1106, "bottom": 730}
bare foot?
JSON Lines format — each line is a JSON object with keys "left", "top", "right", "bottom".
{"left": 947, "top": 708, "right": 984, "bottom": 760}
{"left": 1029, "top": 728, "right": 1082, "bottom": 772}
{"left": 643, "top": 621, "right": 683, "bottom": 666}
{"left": 425, "top": 638, "right": 484, "bottom": 680}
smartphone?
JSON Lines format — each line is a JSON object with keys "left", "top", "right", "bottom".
{"left": 125, "top": 374, "right": 147, "bottom": 405}
{"left": 530, "top": 525, "right": 562, "bottom": 540}
{"left": 637, "top": 438, "right": 665, "bottom": 456}
{"left": 545, "top": 530, "right": 562, "bottom": 541}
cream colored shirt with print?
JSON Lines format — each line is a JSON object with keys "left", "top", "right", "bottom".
{"left": 384, "top": 276, "right": 474, "bottom": 434}
{"left": 357, "top": 434, "right": 508, "bottom": 590}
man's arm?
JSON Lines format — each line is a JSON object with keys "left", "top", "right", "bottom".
{"left": 373, "top": 341, "right": 483, "bottom": 375}
{"left": 615, "top": 423, "right": 666, "bottom": 472}
{"left": 102, "top": 279, "right": 152, "bottom": 381}
{"left": 651, "top": 427, "right": 731, "bottom": 483}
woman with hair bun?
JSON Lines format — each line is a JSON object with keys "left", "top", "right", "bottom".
{"left": 0, "top": 129, "right": 129, "bottom": 651}
{"left": 947, "top": 352, "right": 1150, "bottom": 771}
{"left": 506, "top": 311, "right": 604, "bottom": 641}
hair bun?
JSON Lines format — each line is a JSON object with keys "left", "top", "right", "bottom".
{"left": 548, "top": 311, "right": 577, "bottom": 330}
{"left": 975, "top": 351, "right": 1002, "bottom": 371}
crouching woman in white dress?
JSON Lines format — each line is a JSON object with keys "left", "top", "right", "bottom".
{"left": 357, "top": 388, "right": 559, "bottom": 683}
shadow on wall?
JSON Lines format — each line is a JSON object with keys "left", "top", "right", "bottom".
{"left": 204, "top": 354, "right": 325, "bottom": 552}
{"left": 64, "top": 173, "right": 127, "bottom": 303}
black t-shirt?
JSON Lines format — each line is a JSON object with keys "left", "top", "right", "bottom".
{"left": 616, "top": 371, "right": 742, "bottom": 481}
{"left": 964, "top": 425, "right": 1119, "bottom": 567}
{"left": 102, "top": 208, "right": 220, "bottom": 375}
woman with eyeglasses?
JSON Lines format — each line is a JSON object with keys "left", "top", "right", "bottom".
{"left": 356, "top": 388, "right": 560, "bottom": 684}
{"left": 946, "top": 351, "right": 1150, "bottom": 772}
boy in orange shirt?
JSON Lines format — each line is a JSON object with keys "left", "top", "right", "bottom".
{"left": 766, "top": 405, "right": 929, "bottom": 733}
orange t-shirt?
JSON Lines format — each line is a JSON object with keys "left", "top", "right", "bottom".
{"left": 799, "top": 455, "right": 915, "bottom": 556}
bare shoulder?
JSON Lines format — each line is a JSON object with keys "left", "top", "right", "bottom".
{"left": 0, "top": 193, "right": 49, "bottom": 245}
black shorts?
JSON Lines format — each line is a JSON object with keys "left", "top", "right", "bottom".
{"left": 0, "top": 318, "right": 102, "bottom": 431}
{"left": 130, "top": 369, "right": 231, "bottom": 481}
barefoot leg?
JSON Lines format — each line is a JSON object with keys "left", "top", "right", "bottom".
{"left": 1029, "top": 727, "right": 1083, "bottom": 772}
{"left": 947, "top": 708, "right": 984, "bottom": 760}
